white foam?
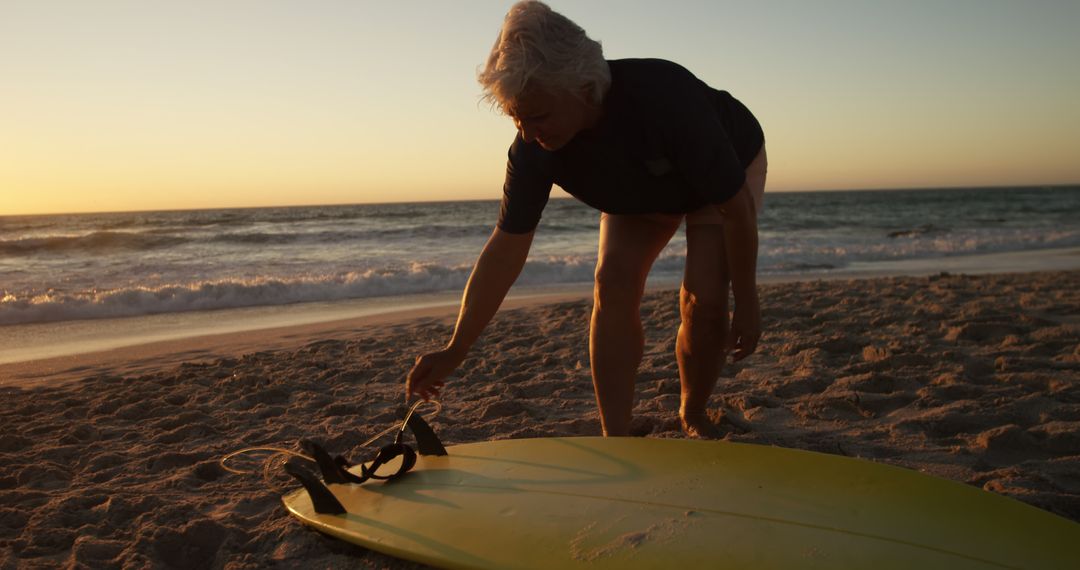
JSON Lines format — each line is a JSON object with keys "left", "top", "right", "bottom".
{"left": 0, "top": 257, "right": 604, "bottom": 325}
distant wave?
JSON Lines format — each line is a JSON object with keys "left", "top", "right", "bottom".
{"left": 886, "top": 224, "right": 947, "bottom": 239}
{"left": 772, "top": 262, "right": 838, "bottom": 271}
{"left": 0, "top": 224, "right": 503, "bottom": 256}
{"left": 0, "top": 232, "right": 188, "bottom": 256}
{"left": 202, "top": 224, "right": 493, "bottom": 246}
{"left": 145, "top": 206, "right": 440, "bottom": 228}
{"left": 765, "top": 227, "right": 1080, "bottom": 265}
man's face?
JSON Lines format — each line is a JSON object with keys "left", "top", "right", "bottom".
{"left": 509, "top": 87, "right": 594, "bottom": 151}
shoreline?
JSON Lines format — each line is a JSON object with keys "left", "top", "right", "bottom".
{"left": 3, "top": 246, "right": 1078, "bottom": 386}
{"left": 0, "top": 288, "right": 594, "bottom": 388}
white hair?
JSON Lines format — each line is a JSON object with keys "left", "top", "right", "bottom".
{"left": 478, "top": 1, "right": 610, "bottom": 113}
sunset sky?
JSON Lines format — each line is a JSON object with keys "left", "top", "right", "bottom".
{"left": 2, "top": 0, "right": 1078, "bottom": 216}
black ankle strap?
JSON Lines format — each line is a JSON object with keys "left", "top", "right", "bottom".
{"left": 285, "top": 410, "right": 447, "bottom": 514}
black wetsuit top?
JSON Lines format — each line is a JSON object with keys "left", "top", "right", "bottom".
{"left": 498, "top": 58, "right": 764, "bottom": 234}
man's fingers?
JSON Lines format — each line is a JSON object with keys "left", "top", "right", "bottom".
{"left": 407, "top": 351, "right": 456, "bottom": 402}
{"left": 730, "top": 333, "right": 759, "bottom": 362}
{"left": 725, "top": 328, "right": 740, "bottom": 352}
{"left": 407, "top": 360, "right": 429, "bottom": 387}
{"left": 419, "top": 385, "right": 440, "bottom": 401}
{"left": 407, "top": 358, "right": 448, "bottom": 402}
{"left": 728, "top": 323, "right": 747, "bottom": 350}
{"left": 422, "top": 381, "right": 445, "bottom": 400}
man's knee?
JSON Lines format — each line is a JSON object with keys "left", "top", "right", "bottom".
{"left": 593, "top": 260, "right": 645, "bottom": 312}
{"left": 678, "top": 291, "right": 728, "bottom": 360}
{"left": 679, "top": 288, "right": 727, "bottom": 335}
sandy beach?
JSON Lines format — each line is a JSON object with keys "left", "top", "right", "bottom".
{"left": 2, "top": 270, "right": 1078, "bottom": 568}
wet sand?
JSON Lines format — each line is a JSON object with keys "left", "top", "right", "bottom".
{"left": 1, "top": 270, "right": 1078, "bottom": 568}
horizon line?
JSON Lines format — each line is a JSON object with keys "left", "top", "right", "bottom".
{"left": 4, "top": 182, "right": 1077, "bottom": 218}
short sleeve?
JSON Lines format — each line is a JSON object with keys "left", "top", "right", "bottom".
{"left": 497, "top": 135, "right": 554, "bottom": 234}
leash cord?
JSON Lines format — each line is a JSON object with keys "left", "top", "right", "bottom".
{"left": 219, "top": 400, "right": 440, "bottom": 492}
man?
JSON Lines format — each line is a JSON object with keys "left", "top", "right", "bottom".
{"left": 406, "top": 1, "right": 766, "bottom": 439}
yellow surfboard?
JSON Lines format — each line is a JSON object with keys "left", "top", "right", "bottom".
{"left": 282, "top": 437, "right": 1079, "bottom": 569}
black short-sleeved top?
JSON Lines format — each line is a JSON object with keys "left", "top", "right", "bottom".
{"left": 498, "top": 58, "right": 764, "bottom": 234}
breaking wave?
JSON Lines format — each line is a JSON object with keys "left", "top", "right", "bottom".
{"left": 0, "top": 256, "right": 601, "bottom": 325}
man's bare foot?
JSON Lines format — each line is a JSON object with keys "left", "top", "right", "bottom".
{"left": 680, "top": 412, "right": 722, "bottom": 440}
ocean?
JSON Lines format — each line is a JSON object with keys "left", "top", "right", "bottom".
{"left": 2, "top": 185, "right": 1078, "bottom": 330}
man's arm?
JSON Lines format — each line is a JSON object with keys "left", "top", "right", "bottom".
{"left": 447, "top": 227, "right": 534, "bottom": 355}
{"left": 406, "top": 226, "right": 534, "bottom": 400}
{"left": 718, "top": 185, "right": 760, "bottom": 360}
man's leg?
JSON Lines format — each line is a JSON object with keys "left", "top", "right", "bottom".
{"left": 677, "top": 223, "right": 730, "bottom": 439}
{"left": 678, "top": 145, "right": 767, "bottom": 438}
{"left": 591, "top": 213, "right": 680, "bottom": 436}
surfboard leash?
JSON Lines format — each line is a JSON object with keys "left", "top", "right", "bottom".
{"left": 284, "top": 401, "right": 449, "bottom": 514}
{"left": 219, "top": 400, "right": 444, "bottom": 496}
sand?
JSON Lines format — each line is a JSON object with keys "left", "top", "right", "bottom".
{"left": 1, "top": 270, "right": 1078, "bottom": 568}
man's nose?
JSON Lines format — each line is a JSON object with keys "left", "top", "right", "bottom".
{"left": 519, "top": 123, "right": 539, "bottom": 143}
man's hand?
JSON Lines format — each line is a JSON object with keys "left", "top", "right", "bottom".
{"left": 406, "top": 348, "right": 465, "bottom": 402}
{"left": 727, "top": 292, "right": 761, "bottom": 362}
